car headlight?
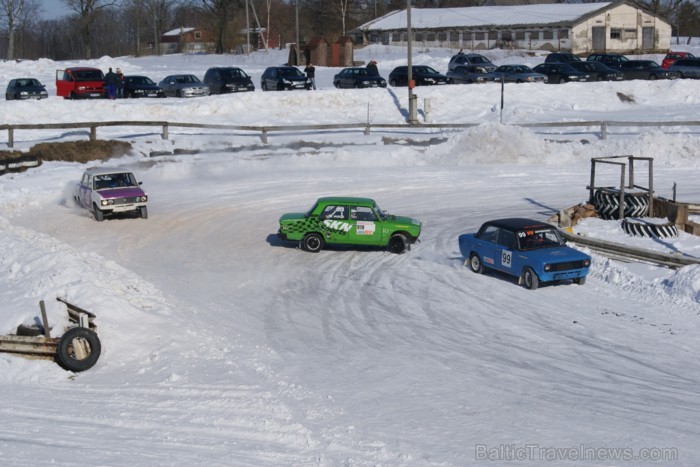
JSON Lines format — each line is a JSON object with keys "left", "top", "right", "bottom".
{"left": 361, "top": 80, "right": 370, "bottom": 85}
{"left": 135, "top": 89, "right": 144, "bottom": 93}
{"left": 20, "top": 91, "right": 28, "bottom": 96}
{"left": 282, "top": 79, "right": 291, "bottom": 84}
{"left": 425, "top": 78, "right": 435, "bottom": 84}
{"left": 101, "top": 199, "right": 114, "bottom": 206}
{"left": 78, "top": 86, "right": 86, "bottom": 90}
{"left": 544, "top": 264, "right": 551, "bottom": 272}
{"left": 583, "top": 259, "right": 591, "bottom": 267}
{"left": 140, "top": 196, "right": 148, "bottom": 202}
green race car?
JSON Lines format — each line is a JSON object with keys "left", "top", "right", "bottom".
{"left": 278, "top": 197, "right": 422, "bottom": 254}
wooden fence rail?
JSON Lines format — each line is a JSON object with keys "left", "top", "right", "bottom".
{"left": 2, "top": 120, "right": 700, "bottom": 148}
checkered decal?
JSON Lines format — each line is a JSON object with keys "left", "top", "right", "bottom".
{"left": 283, "top": 217, "right": 351, "bottom": 238}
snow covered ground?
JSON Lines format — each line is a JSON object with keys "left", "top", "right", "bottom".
{"left": 1, "top": 44, "right": 700, "bottom": 466}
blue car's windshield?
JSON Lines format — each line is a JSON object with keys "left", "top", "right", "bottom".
{"left": 518, "top": 228, "right": 563, "bottom": 250}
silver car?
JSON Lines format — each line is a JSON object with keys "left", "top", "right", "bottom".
{"left": 669, "top": 58, "right": 700, "bottom": 79}
{"left": 158, "top": 74, "right": 210, "bottom": 97}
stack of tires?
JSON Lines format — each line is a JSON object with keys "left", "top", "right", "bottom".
{"left": 593, "top": 188, "right": 649, "bottom": 220}
{"left": 593, "top": 188, "right": 678, "bottom": 239}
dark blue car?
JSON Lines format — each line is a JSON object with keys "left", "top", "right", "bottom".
{"left": 458, "top": 218, "right": 591, "bottom": 290}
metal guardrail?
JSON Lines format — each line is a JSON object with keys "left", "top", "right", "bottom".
{"left": 2, "top": 120, "right": 700, "bottom": 148}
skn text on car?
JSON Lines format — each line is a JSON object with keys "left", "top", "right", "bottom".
{"left": 388, "top": 66, "right": 447, "bottom": 87}
{"left": 333, "top": 67, "right": 387, "bottom": 88}
{"left": 458, "top": 218, "right": 591, "bottom": 290}
{"left": 158, "top": 74, "right": 210, "bottom": 97}
{"left": 123, "top": 75, "right": 165, "bottom": 98}
{"left": 74, "top": 167, "right": 148, "bottom": 222}
{"left": 260, "top": 66, "right": 311, "bottom": 91}
{"left": 278, "top": 197, "right": 422, "bottom": 254}
{"left": 5, "top": 78, "right": 48, "bottom": 100}
{"left": 203, "top": 67, "right": 255, "bottom": 94}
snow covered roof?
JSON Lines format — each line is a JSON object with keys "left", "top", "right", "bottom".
{"left": 162, "top": 27, "right": 195, "bottom": 36}
{"left": 357, "top": 2, "right": 613, "bottom": 31}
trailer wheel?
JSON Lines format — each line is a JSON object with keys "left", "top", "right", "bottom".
{"left": 621, "top": 218, "right": 678, "bottom": 239}
{"left": 55, "top": 327, "right": 101, "bottom": 372}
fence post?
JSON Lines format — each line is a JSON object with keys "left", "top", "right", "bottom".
{"left": 261, "top": 128, "right": 268, "bottom": 144}
{"left": 601, "top": 122, "right": 607, "bottom": 140}
{"left": 90, "top": 126, "right": 96, "bottom": 142}
{"left": 162, "top": 124, "right": 168, "bottom": 140}
{"left": 8, "top": 128, "right": 13, "bottom": 148}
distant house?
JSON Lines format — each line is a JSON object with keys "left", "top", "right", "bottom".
{"left": 353, "top": 1, "right": 671, "bottom": 54}
{"left": 160, "top": 27, "right": 215, "bottom": 55}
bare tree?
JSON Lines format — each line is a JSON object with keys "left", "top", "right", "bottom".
{"left": 202, "top": 0, "right": 241, "bottom": 53}
{"left": 62, "top": 0, "right": 118, "bottom": 58}
{"left": 0, "top": 0, "right": 36, "bottom": 59}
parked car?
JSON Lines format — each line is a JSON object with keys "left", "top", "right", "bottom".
{"left": 492, "top": 65, "right": 547, "bottom": 83}
{"left": 568, "top": 60, "right": 624, "bottom": 81}
{"left": 669, "top": 58, "right": 700, "bottom": 79}
{"left": 533, "top": 63, "right": 589, "bottom": 83}
{"left": 56, "top": 67, "right": 106, "bottom": 99}
{"left": 618, "top": 60, "right": 679, "bottom": 80}
{"left": 446, "top": 65, "right": 498, "bottom": 84}
{"left": 123, "top": 75, "right": 165, "bottom": 98}
{"left": 5, "top": 78, "right": 48, "bottom": 100}
{"left": 260, "top": 66, "right": 311, "bottom": 91}
{"left": 388, "top": 66, "right": 448, "bottom": 86}
{"left": 458, "top": 218, "right": 591, "bottom": 290}
{"left": 447, "top": 52, "right": 496, "bottom": 72}
{"left": 278, "top": 196, "right": 422, "bottom": 254}
{"left": 586, "top": 53, "right": 629, "bottom": 68}
{"left": 332, "top": 67, "right": 387, "bottom": 88}
{"left": 158, "top": 74, "right": 210, "bottom": 97}
{"left": 74, "top": 167, "right": 148, "bottom": 221}
{"left": 203, "top": 67, "right": 255, "bottom": 94}
{"left": 544, "top": 52, "right": 582, "bottom": 64}
{"left": 661, "top": 51, "right": 695, "bottom": 69}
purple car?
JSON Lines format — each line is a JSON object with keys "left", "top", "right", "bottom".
{"left": 74, "top": 167, "right": 148, "bottom": 221}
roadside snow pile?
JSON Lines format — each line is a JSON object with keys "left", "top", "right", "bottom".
{"left": 661, "top": 265, "right": 700, "bottom": 305}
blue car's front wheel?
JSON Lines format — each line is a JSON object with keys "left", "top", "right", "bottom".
{"left": 468, "top": 253, "right": 483, "bottom": 274}
{"left": 523, "top": 267, "right": 539, "bottom": 290}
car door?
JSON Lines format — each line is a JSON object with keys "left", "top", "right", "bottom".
{"left": 492, "top": 229, "right": 518, "bottom": 275}
{"left": 78, "top": 172, "right": 93, "bottom": 208}
{"left": 474, "top": 225, "right": 499, "bottom": 269}
{"left": 347, "top": 205, "right": 383, "bottom": 246}
{"left": 339, "top": 70, "right": 352, "bottom": 88}
{"left": 318, "top": 204, "right": 353, "bottom": 244}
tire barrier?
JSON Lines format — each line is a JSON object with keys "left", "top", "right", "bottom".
{"left": 593, "top": 188, "right": 649, "bottom": 220}
{"left": 0, "top": 155, "right": 40, "bottom": 176}
{"left": 621, "top": 218, "right": 679, "bottom": 239}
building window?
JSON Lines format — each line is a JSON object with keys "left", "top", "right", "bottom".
{"left": 543, "top": 30, "right": 553, "bottom": 40}
{"left": 415, "top": 32, "right": 423, "bottom": 41}
{"left": 515, "top": 31, "right": 525, "bottom": 40}
{"left": 194, "top": 31, "right": 202, "bottom": 40}
{"left": 438, "top": 32, "right": 447, "bottom": 41}
{"left": 488, "top": 31, "right": 498, "bottom": 40}
{"left": 427, "top": 33, "right": 436, "bottom": 41}
{"left": 623, "top": 29, "right": 637, "bottom": 39}
{"left": 392, "top": 32, "right": 401, "bottom": 42}
{"left": 559, "top": 29, "right": 569, "bottom": 39}
{"left": 610, "top": 28, "right": 621, "bottom": 39}
{"left": 474, "top": 32, "right": 484, "bottom": 40}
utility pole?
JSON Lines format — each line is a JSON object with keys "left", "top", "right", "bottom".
{"left": 295, "top": 0, "right": 300, "bottom": 65}
{"left": 406, "top": 0, "right": 418, "bottom": 124}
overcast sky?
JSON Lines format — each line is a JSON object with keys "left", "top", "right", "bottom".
{"left": 39, "top": 0, "right": 74, "bottom": 20}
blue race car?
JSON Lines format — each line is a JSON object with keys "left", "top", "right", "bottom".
{"left": 458, "top": 218, "right": 591, "bottom": 290}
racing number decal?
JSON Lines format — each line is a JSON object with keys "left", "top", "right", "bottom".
{"left": 501, "top": 250, "right": 512, "bottom": 268}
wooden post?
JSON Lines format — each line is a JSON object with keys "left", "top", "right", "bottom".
{"left": 90, "top": 126, "right": 96, "bottom": 142}
{"left": 8, "top": 128, "right": 14, "bottom": 148}
{"left": 601, "top": 122, "right": 607, "bottom": 140}
{"left": 628, "top": 155, "right": 634, "bottom": 189}
{"left": 648, "top": 158, "right": 654, "bottom": 217}
{"left": 40, "top": 300, "right": 51, "bottom": 338}
{"left": 589, "top": 159, "right": 596, "bottom": 204}
{"left": 162, "top": 124, "right": 168, "bottom": 140}
{"left": 618, "top": 164, "right": 625, "bottom": 220}
{"left": 261, "top": 128, "right": 268, "bottom": 144}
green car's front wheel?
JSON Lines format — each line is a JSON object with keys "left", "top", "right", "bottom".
{"left": 301, "top": 233, "right": 324, "bottom": 253}
{"left": 388, "top": 233, "right": 408, "bottom": 254}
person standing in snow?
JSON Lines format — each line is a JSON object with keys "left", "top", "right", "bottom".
{"left": 366, "top": 60, "right": 379, "bottom": 76}
{"left": 104, "top": 67, "right": 117, "bottom": 99}
{"left": 305, "top": 62, "right": 316, "bottom": 90}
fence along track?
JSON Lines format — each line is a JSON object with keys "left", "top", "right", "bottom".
{"left": 2, "top": 119, "right": 700, "bottom": 148}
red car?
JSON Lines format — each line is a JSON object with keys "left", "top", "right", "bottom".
{"left": 56, "top": 67, "right": 106, "bottom": 99}
{"left": 661, "top": 51, "right": 696, "bottom": 69}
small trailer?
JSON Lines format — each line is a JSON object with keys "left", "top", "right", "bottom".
{"left": 0, "top": 298, "right": 101, "bottom": 372}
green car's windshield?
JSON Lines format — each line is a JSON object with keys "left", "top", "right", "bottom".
{"left": 374, "top": 204, "right": 389, "bottom": 220}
